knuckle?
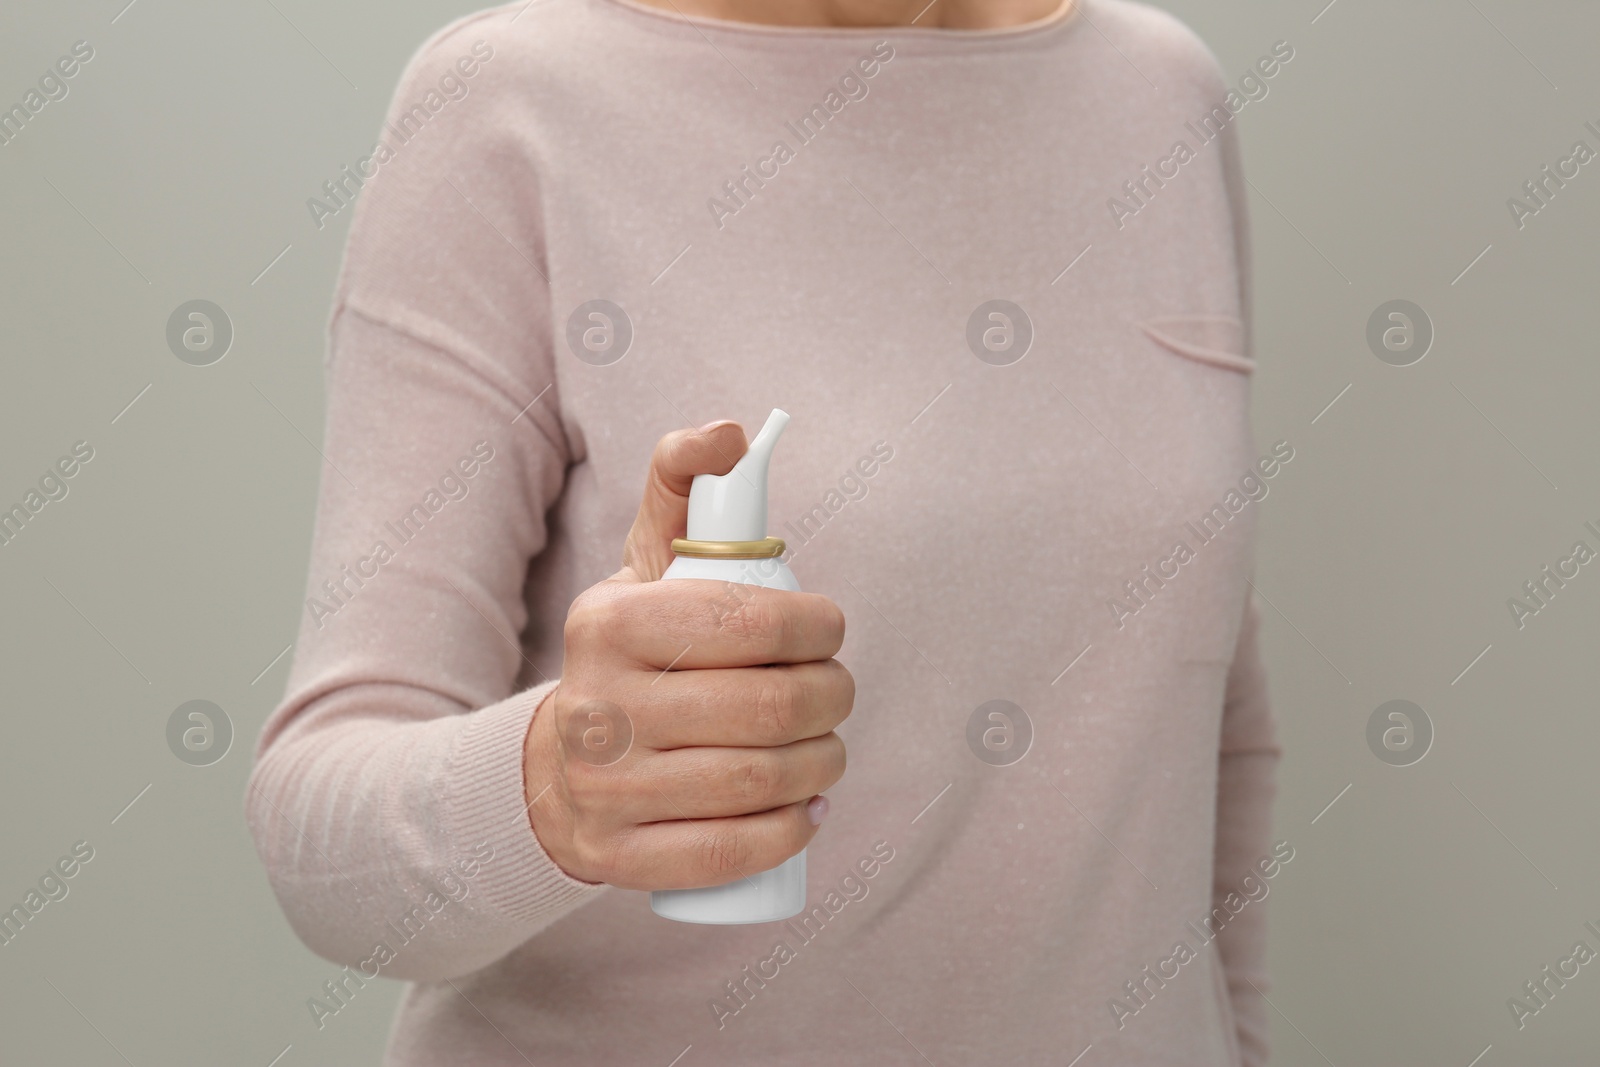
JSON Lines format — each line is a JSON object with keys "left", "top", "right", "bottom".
{"left": 564, "top": 590, "right": 617, "bottom": 646}
{"left": 752, "top": 675, "right": 798, "bottom": 741}
{"left": 767, "top": 599, "right": 795, "bottom": 651}
{"left": 715, "top": 588, "right": 775, "bottom": 644}
{"left": 564, "top": 757, "right": 622, "bottom": 805}
{"left": 571, "top": 830, "right": 621, "bottom": 884}
{"left": 731, "top": 753, "right": 782, "bottom": 808}
{"left": 697, "top": 825, "right": 753, "bottom": 880}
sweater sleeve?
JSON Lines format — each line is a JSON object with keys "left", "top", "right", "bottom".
{"left": 245, "top": 20, "right": 610, "bottom": 982}
{"left": 1211, "top": 593, "right": 1281, "bottom": 1066}
{"left": 1212, "top": 94, "right": 1281, "bottom": 1066}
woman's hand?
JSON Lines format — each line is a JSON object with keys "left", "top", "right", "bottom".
{"left": 521, "top": 421, "right": 852, "bottom": 890}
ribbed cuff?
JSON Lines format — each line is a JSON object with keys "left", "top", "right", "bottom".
{"left": 444, "top": 680, "right": 611, "bottom": 927}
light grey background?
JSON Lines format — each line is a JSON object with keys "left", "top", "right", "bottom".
{"left": 3, "top": 0, "right": 1598, "bottom": 1064}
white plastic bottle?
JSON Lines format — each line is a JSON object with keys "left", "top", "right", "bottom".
{"left": 651, "top": 408, "right": 807, "bottom": 925}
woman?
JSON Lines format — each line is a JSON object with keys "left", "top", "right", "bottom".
{"left": 247, "top": 0, "right": 1281, "bottom": 1063}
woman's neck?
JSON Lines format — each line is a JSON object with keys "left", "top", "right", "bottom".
{"left": 622, "top": 0, "right": 1071, "bottom": 30}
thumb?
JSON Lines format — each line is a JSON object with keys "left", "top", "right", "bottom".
{"left": 618, "top": 419, "right": 749, "bottom": 582}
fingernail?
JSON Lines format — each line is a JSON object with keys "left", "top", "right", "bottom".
{"left": 806, "top": 795, "right": 829, "bottom": 826}
{"left": 697, "top": 419, "right": 737, "bottom": 435}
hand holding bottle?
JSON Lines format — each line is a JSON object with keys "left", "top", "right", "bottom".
{"left": 521, "top": 419, "right": 851, "bottom": 893}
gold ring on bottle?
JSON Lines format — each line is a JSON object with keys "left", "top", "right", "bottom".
{"left": 670, "top": 537, "right": 787, "bottom": 560}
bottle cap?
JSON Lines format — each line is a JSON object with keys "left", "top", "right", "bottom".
{"left": 685, "top": 409, "right": 788, "bottom": 542}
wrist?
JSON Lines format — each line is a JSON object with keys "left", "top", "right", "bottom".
{"left": 522, "top": 683, "right": 560, "bottom": 819}
{"left": 521, "top": 684, "right": 590, "bottom": 882}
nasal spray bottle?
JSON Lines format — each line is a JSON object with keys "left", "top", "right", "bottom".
{"left": 651, "top": 409, "right": 805, "bottom": 925}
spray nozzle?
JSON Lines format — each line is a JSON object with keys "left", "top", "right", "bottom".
{"left": 685, "top": 409, "right": 788, "bottom": 542}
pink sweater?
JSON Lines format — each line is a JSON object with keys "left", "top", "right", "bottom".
{"left": 247, "top": 0, "right": 1283, "bottom": 1063}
